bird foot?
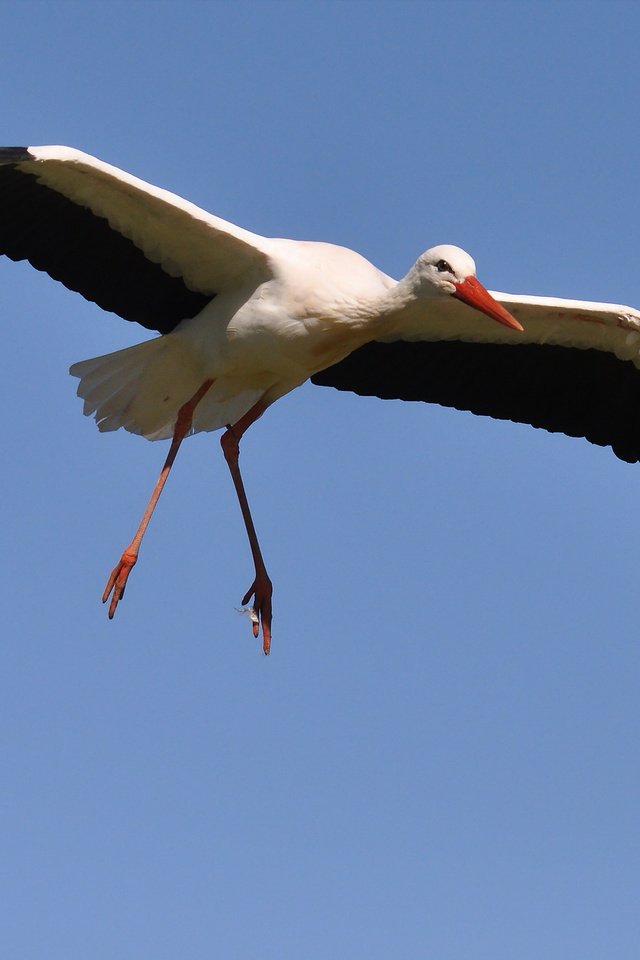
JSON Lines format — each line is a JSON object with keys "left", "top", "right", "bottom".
{"left": 102, "top": 549, "right": 137, "bottom": 618}
{"left": 241, "top": 575, "right": 273, "bottom": 655}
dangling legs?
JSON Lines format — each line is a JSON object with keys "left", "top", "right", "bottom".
{"left": 102, "top": 379, "right": 214, "bottom": 618}
{"left": 220, "top": 399, "right": 273, "bottom": 655}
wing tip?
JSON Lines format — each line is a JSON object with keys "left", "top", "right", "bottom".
{"left": 0, "top": 146, "right": 34, "bottom": 165}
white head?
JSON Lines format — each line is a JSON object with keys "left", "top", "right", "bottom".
{"left": 411, "top": 244, "right": 523, "bottom": 331}
{"left": 416, "top": 244, "right": 477, "bottom": 290}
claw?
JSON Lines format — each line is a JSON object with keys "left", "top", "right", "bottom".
{"left": 241, "top": 575, "right": 273, "bottom": 654}
{"left": 102, "top": 550, "right": 137, "bottom": 619}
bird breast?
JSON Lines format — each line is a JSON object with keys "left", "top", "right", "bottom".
{"left": 176, "top": 239, "right": 397, "bottom": 393}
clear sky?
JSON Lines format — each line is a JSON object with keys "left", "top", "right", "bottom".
{"left": 2, "top": 2, "right": 639, "bottom": 957}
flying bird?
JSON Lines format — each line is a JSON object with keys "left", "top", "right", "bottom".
{"left": 2, "top": 146, "right": 640, "bottom": 654}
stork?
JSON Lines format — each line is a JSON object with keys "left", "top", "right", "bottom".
{"left": 2, "top": 146, "right": 639, "bottom": 654}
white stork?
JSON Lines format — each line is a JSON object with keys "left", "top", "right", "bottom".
{"left": 2, "top": 146, "right": 639, "bottom": 654}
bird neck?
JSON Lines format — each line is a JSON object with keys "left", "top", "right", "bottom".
{"left": 363, "top": 269, "right": 438, "bottom": 336}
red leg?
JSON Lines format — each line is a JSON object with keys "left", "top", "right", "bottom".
{"left": 102, "top": 380, "right": 214, "bottom": 618}
{"left": 220, "top": 400, "right": 273, "bottom": 655}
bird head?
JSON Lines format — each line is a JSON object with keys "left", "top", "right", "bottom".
{"left": 415, "top": 244, "right": 523, "bottom": 332}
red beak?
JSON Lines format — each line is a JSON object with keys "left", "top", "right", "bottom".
{"left": 453, "top": 276, "right": 523, "bottom": 332}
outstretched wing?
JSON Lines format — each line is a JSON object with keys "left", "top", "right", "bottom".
{"left": 0, "top": 146, "right": 274, "bottom": 334}
{"left": 312, "top": 293, "right": 640, "bottom": 463}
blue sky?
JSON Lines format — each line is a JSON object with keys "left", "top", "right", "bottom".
{"left": 2, "top": 1, "right": 639, "bottom": 957}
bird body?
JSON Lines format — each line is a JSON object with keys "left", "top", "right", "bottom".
{"left": 72, "top": 235, "right": 415, "bottom": 440}
{"left": 2, "top": 144, "right": 640, "bottom": 652}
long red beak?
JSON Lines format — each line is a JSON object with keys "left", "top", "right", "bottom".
{"left": 453, "top": 276, "right": 523, "bottom": 332}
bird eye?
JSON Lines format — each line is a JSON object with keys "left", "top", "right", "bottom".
{"left": 436, "top": 259, "right": 452, "bottom": 273}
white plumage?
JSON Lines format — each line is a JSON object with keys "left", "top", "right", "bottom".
{"left": 2, "top": 145, "right": 640, "bottom": 653}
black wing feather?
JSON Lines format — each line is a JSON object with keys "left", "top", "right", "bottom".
{"left": 311, "top": 340, "right": 640, "bottom": 464}
{"left": 0, "top": 151, "right": 211, "bottom": 334}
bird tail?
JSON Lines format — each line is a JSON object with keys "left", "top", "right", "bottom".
{"left": 70, "top": 335, "right": 203, "bottom": 440}
{"left": 70, "top": 335, "right": 264, "bottom": 440}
